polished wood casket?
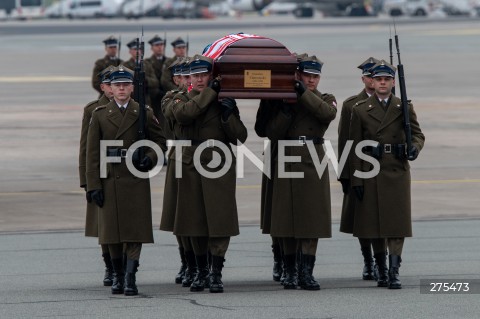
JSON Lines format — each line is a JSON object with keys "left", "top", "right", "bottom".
{"left": 212, "top": 37, "right": 298, "bottom": 100}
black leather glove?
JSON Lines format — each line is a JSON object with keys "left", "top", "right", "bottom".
{"left": 137, "top": 156, "right": 153, "bottom": 172}
{"left": 408, "top": 145, "right": 418, "bottom": 161}
{"left": 294, "top": 80, "right": 306, "bottom": 96}
{"left": 353, "top": 186, "right": 364, "bottom": 201}
{"left": 208, "top": 78, "right": 221, "bottom": 93}
{"left": 89, "top": 189, "right": 104, "bottom": 208}
{"left": 84, "top": 186, "right": 92, "bottom": 203}
{"left": 221, "top": 97, "right": 237, "bottom": 121}
{"left": 339, "top": 179, "right": 349, "bottom": 195}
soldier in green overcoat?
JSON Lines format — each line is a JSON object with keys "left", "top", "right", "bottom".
{"left": 349, "top": 60, "right": 425, "bottom": 289}
{"left": 264, "top": 54, "right": 337, "bottom": 290}
{"left": 161, "top": 37, "right": 187, "bottom": 92}
{"left": 86, "top": 66, "right": 167, "bottom": 296}
{"left": 91, "top": 36, "right": 123, "bottom": 96}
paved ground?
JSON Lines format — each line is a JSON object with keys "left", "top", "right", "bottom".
{"left": 0, "top": 17, "right": 479, "bottom": 318}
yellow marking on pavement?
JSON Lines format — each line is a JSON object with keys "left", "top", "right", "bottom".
{"left": 0, "top": 179, "right": 479, "bottom": 196}
{"left": 0, "top": 76, "right": 89, "bottom": 83}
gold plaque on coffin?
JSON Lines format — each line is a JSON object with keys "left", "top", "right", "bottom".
{"left": 244, "top": 70, "right": 271, "bottom": 88}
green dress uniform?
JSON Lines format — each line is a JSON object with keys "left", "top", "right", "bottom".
{"left": 123, "top": 58, "right": 160, "bottom": 108}
{"left": 91, "top": 56, "right": 122, "bottom": 95}
{"left": 266, "top": 89, "right": 337, "bottom": 239}
{"left": 338, "top": 89, "right": 369, "bottom": 234}
{"left": 350, "top": 95, "right": 425, "bottom": 238}
{"left": 86, "top": 100, "right": 167, "bottom": 244}
{"left": 79, "top": 94, "right": 110, "bottom": 237}
{"left": 170, "top": 87, "right": 248, "bottom": 237}
{"left": 161, "top": 56, "right": 181, "bottom": 92}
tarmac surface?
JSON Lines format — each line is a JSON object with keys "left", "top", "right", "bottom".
{"left": 0, "top": 16, "right": 479, "bottom": 318}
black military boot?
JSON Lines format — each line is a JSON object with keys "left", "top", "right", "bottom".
{"left": 111, "top": 258, "right": 125, "bottom": 294}
{"left": 300, "top": 254, "right": 320, "bottom": 291}
{"left": 360, "top": 246, "right": 376, "bottom": 280}
{"left": 374, "top": 252, "right": 389, "bottom": 287}
{"left": 280, "top": 262, "right": 286, "bottom": 285}
{"left": 282, "top": 254, "right": 298, "bottom": 290}
{"left": 102, "top": 253, "right": 114, "bottom": 286}
{"left": 182, "top": 250, "right": 197, "bottom": 288}
{"left": 388, "top": 255, "right": 402, "bottom": 289}
{"left": 124, "top": 259, "right": 139, "bottom": 296}
{"left": 296, "top": 250, "right": 305, "bottom": 287}
{"left": 190, "top": 254, "right": 209, "bottom": 292}
{"left": 209, "top": 256, "right": 225, "bottom": 293}
{"left": 175, "top": 247, "right": 187, "bottom": 284}
{"left": 272, "top": 244, "right": 283, "bottom": 282}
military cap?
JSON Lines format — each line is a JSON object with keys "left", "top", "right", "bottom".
{"left": 103, "top": 35, "right": 118, "bottom": 47}
{"left": 98, "top": 66, "right": 115, "bottom": 83}
{"left": 298, "top": 55, "right": 323, "bottom": 75}
{"left": 181, "top": 57, "right": 192, "bottom": 76}
{"left": 189, "top": 55, "right": 213, "bottom": 75}
{"left": 358, "top": 57, "right": 380, "bottom": 76}
{"left": 148, "top": 35, "right": 165, "bottom": 46}
{"left": 171, "top": 37, "right": 187, "bottom": 48}
{"left": 168, "top": 57, "right": 184, "bottom": 76}
{"left": 370, "top": 60, "right": 396, "bottom": 78}
{"left": 109, "top": 65, "right": 134, "bottom": 83}
{"left": 126, "top": 38, "right": 141, "bottom": 50}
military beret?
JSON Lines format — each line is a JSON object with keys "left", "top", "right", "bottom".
{"left": 171, "top": 37, "right": 187, "bottom": 48}
{"left": 189, "top": 54, "right": 213, "bottom": 75}
{"left": 109, "top": 65, "right": 134, "bottom": 83}
{"left": 148, "top": 35, "right": 165, "bottom": 46}
{"left": 358, "top": 57, "right": 380, "bottom": 76}
{"left": 103, "top": 35, "right": 118, "bottom": 47}
{"left": 298, "top": 55, "right": 323, "bottom": 75}
{"left": 370, "top": 60, "right": 396, "bottom": 78}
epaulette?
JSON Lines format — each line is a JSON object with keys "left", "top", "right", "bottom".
{"left": 93, "top": 105, "right": 107, "bottom": 112}
{"left": 85, "top": 100, "right": 99, "bottom": 109}
{"left": 344, "top": 95, "right": 358, "bottom": 103}
{"left": 354, "top": 98, "right": 368, "bottom": 107}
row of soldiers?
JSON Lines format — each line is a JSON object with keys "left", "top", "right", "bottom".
{"left": 80, "top": 36, "right": 425, "bottom": 296}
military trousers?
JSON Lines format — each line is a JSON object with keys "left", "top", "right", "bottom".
{"left": 371, "top": 238, "right": 404, "bottom": 255}
{"left": 108, "top": 243, "right": 142, "bottom": 260}
{"left": 190, "top": 236, "right": 230, "bottom": 257}
{"left": 282, "top": 237, "right": 318, "bottom": 256}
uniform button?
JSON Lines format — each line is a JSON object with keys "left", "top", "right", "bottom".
{"left": 116, "top": 175, "right": 120, "bottom": 179}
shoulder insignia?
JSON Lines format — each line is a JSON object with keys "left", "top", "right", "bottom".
{"left": 85, "top": 100, "right": 99, "bottom": 108}
{"left": 93, "top": 105, "right": 107, "bottom": 112}
{"left": 173, "top": 98, "right": 181, "bottom": 104}
{"left": 344, "top": 95, "right": 357, "bottom": 103}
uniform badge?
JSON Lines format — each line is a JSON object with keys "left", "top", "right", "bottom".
{"left": 174, "top": 99, "right": 181, "bottom": 104}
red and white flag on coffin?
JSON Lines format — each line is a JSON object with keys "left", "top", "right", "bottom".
{"left": 203, "top": 33, "right": 264, "bottom": 60}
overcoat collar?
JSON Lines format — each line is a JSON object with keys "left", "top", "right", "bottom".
{"left": 365, "top": 94, "right": 402, "bottom": 132}
{"left": 104, "top": 100, "right": 139, "bottom": 139}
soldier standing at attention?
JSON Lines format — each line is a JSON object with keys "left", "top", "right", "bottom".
{"left": 338, "top": 57, "right": 381, "bottom": 281}
{"left": 170, "top": 55, "right": 247, "bottom": 293}
{"left": 123, "top": 39, "right": 160, "bottom": 108}
{"left": 264, "top": 54, "right": 337, "bottom": 290}
{"left": 349, "top": 60, "right": 425, "bottom": 289}
{"left": 161, "top": 37, "right": 187, "bottom": 92}
{"left": 86, "top": 66, "right": 167, "bottom": 296}
{"left": 92, "top": 36, "right": 123, "bottom": 96}
{"left": 146, "top": 35, "right": 168, "bottom": 120}
{"left": 79, "top": 66, "right": 115, "bottom": 287}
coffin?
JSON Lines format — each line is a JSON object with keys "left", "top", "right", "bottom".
{"left": 210, "top": 36, "right": 298, "bottom": 100}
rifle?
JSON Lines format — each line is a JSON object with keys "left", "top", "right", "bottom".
{"left": 116, "top": 35, "right": 122, "bottom": 66}
{"left": 389, "top": 25, "right": 395, "bottom": 95}
{"left": 134, "top": 28, "right": 147, "bottom": 161}
{"left": 393, "top": 22, "right": 413, "bottom": 160}
{"left": 186, "top": 33, "right": 189, "bottom": 56}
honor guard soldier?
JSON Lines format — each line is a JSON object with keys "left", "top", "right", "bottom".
{"left": 169, "top": 54, "right": 247, "bottom": 293}
{"left": 92, "top": 36, "right": 123, "bottom": 96}
{"left": 123, "top": 38, "right": 160, "bottom": 110}
{"left": 349, "top": 61, "right": 425, "bottom": 289}
{"left": 160, "top": 57, "right": 195, "bottom": 287}
{"left": 161, "top": 37, "right": 187, "bottom": 92}
{"left": 79, "top": 66, "right": 115, "bottom": 286}
{"left": 338, "top": 57, "right": 381, "bottom": 281}
{"left": 146, "top": 35, "right": 168, "bottom": 122}
{"left": 86, "top": 66, "right": 167, "bottom": 296}
{"left": 262, "top": 54, "right": 337, "bottom": 290}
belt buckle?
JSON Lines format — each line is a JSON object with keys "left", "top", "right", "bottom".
{"left": 120, "top": 149, "right": 128, "bottom": 158}
{"left": 207, "top": 139, "right": 215, "bottom": 148}
{"left": 299, "top": 136, "right": 306, "bottom": 145}
{"left": 384, "top": 144, "right": 392, "bottom": 154}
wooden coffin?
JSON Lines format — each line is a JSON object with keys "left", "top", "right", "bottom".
{"left": 212, "top": 37, "right": 298, "bottom": 100}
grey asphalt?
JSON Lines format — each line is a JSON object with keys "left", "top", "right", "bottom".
{"left": 0, "top": 16, "right": 479, "bottom": 318}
